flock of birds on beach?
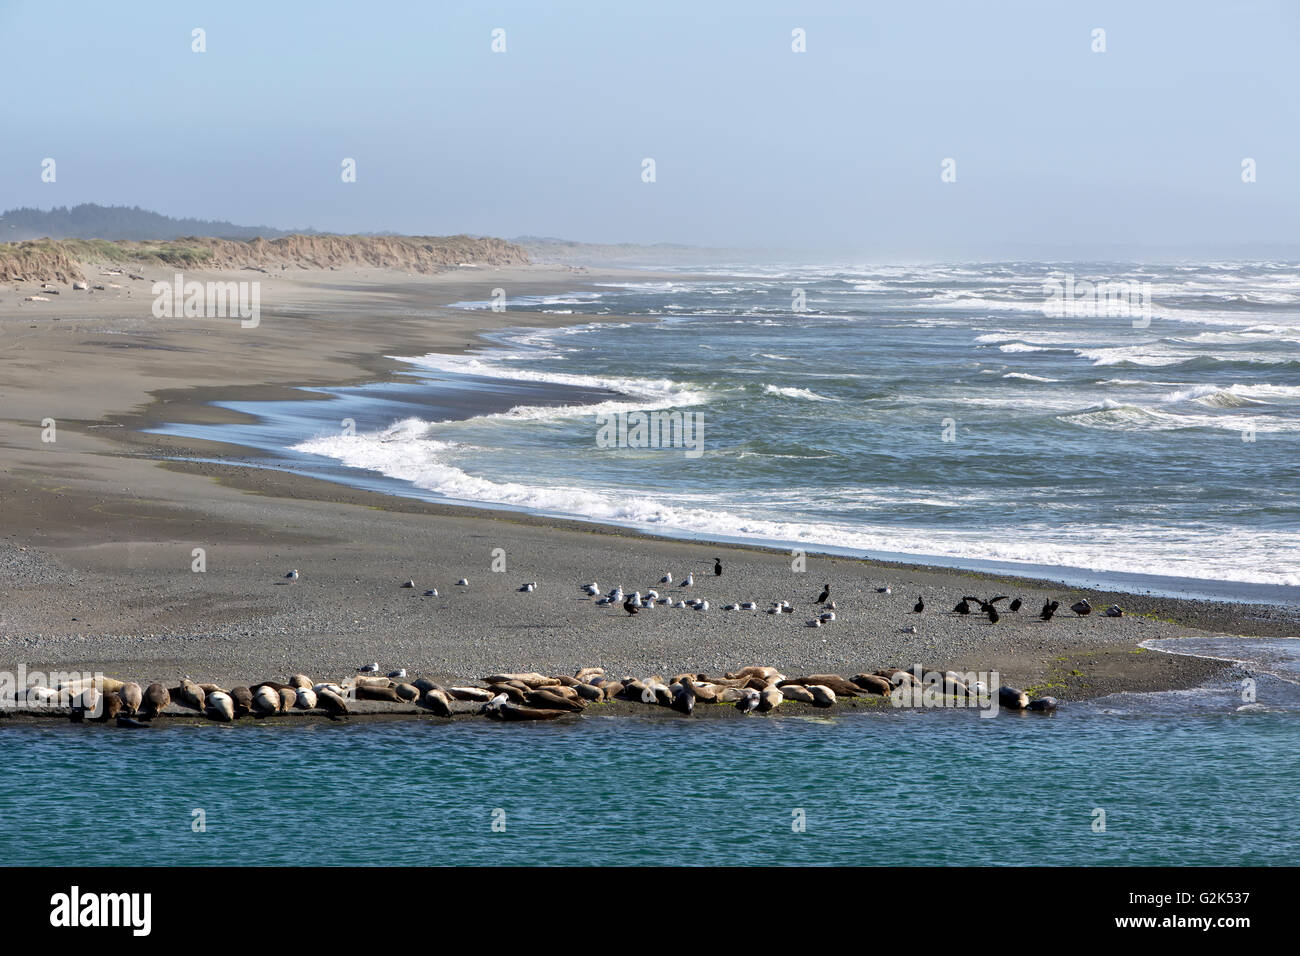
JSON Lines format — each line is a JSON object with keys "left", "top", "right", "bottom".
{"left": 8, "top": 554, "right": 1130, "bottom": 727}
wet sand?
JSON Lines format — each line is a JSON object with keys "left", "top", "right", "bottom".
{"left": 0, "top": 261, "right": 1284, "bottom": 710}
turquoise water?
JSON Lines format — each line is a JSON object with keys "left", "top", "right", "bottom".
{"left": 2, "top": 674, "right": 1296, "bottom": 867}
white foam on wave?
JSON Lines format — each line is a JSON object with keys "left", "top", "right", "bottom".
{"left": 1002, "top": 372, "right": 1060, "bottom": 382}
{"left": 762, "top": 384, "right": 838, "bottom": 402}
{"left": 288, "top": 419, "right": 1300, "bottom": 586}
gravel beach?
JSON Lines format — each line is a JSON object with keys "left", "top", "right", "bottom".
{"left": 0, "top": 263, "right": 1288, "bottom": 711}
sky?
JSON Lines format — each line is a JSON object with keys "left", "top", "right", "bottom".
{"left": 2, "top": 0, "right": 1298, "bottom": 259}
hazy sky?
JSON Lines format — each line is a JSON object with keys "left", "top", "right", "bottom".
{"left": 3, "top": 0, "right": 1298, "bottom": 258}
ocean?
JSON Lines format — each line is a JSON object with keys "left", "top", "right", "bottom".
{"left": 2, "top": 639, "right": 1296, "bottom": 866}
{"left": 153, "top": 260, "right": 1300, "bottom": 602}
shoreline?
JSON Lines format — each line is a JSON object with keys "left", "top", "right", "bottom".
{"left": 0, "top": 262, "right": 1287, "bottom": 706}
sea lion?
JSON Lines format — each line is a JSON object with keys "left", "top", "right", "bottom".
{"left": 289, "top": 674, "right": 313, "bottom": 690}
{"left": 420, "top": 688, "right": 453, "bottom": 717}
{"left": 1027, "top": 696, "right": 1059, "bottom": 712}
{"left": 999, "top": 686, "right": 1029, "bottom": 710}
{"left": 355, "top": 684, "right": 403, "bottom": 703}
{"left": 393, "top": 683, "right": 420, "bottom": 702}
{"left": 277, "top": 687, "right": 298, "bottom": 712}
{"left": 118, "top": 682, "right": 143, "bottom": 715}
{"left": 142, "top": 683, "right": 170, "bottom": 719}
{"left": 317, "top": 688, "right": 349, "bottom": 716}
{"left": 177, "top": 680, "right": 205, "bottom": 712}
{"left": 808, "top": 685, "right": 837, "bottom": 708}
{"left": 295, "top": 688, "right": 318, "bottom": 710}
{"left": 205, "top": 692, "right": 235, "bottom": 722}
{"left": 850, "top": 674, "right": 892, "bottom": 696}
{"left": 779, "top": 684, "right": 815, "bottom": 704}
{"left": 757, "top": 687, "right": 783, "bottom": 712}
{"left": 251, "top": 685, "right": 281, "bottom": 715}
{"left": 228, "top": 686, "right": 253, "bottom": 717}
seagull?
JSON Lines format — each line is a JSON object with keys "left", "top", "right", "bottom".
{"left": 819, "top": 611, "right": 836, "bottom": 623}
{"left": 457, "top": 578, "right": 469, "bottom": 586}
{"left": 582, "top": 582, "right": 599, "bottom": 595}
{"left": 519, "top": 582, "right": 536, "bottom": 592}
{"left": 358, "top": 663, "right": 379, "bottom": 674}
{"left": 609, "top": 587, "right": 624, "bottom": 603}
{"left": 695, "top": 600, "right": 709, "bottom": 611}
{"left": 674, "top": 600, "right": 687, "bottom": 608}
{"left": 596, "top": 597, "right": 612, "bottom": 606}
{"left": 724, "top": 603, "right": 739, "bottom": 611}
{"left": 739, "top": 602, "right": 757, "bottom": 610}
{"left": 659, "top": 573, "right": 672, "bottom": 584}
{"left": 401, "top": 580, "right": 416, "bottom": 588}
{"left": 913, "top": 595, "right": 924, "bottom": 613}
{"left": 284, "top": 569, "right": 299, "bottom": 580}
{"left": 681, "top": 572, "right": 694, "bottom": 587}
{"left": 876, "top": 586, "right": 892, "bottom": 594}
{"left": 713, "top": 558, "right": 723, "bottom": 577}
{"left": 388, "top": 669, "right": 407, "bottom": 679}
{"left": 423, "top": 588, "right": 438, "bottom": 597}
{"left": 815, "top": 584, "right": 830, "bottom": 604}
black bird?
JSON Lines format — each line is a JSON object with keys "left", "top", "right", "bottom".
{"left": 1071, "top": 599, "right": 1092, "bottom": 616}
{"left": 623, "top": 596, "right": 640, "bottom": 615}
{"left": 713, "top": 557, "right": 723, "bottom": 577}
{"left": 954, "top": 598, "right": 972, "bottom": 615}
{"left": 987, "top": 605, "right": 1000, "bottom": 624}
{"left": 1040, "top": 599, "right": 1059, "bottom": 621}
{"left": 988, "top": 596, "right": 1009, "bottom": 606}
{"left": 815, "top": 584, "right": 830, "bottom": 604}
{"left": 1009, "top": 598, "right": 1022, "bottom": 613}
{"left": 913, "top": 595, "right": 924, "bottom": 613}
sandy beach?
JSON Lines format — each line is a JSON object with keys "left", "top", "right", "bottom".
{"left": 0, "top": 260, "right": 1288, "bottom": 709}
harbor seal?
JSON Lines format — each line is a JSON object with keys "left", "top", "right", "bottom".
{"left": 850, "top": 674, "right": 892, "bottom": 696}
{"left": 1027, "top": 696, "right": 1059, "bottom": 712}
{"left": 726, "top": 666, "right": 783, "bottom": 682}
{"left": 277, "top": 687, "right": 298, "bottom": 712}
{"left": 757, "top": 687, "right": 783, "bottom": 713}
{"left": 393, "top": 683, "right": 420, "bottom": 702}
{"left": 999, "top": 686, "right": 1029, "bottom": 710}
{"left": 228, "top": 686, "right": 253, "bottom": 717}
{"left": 736, "top": 688, "right": 760, "bottom": 713}
{"left": 295, "top": 688, "right": 318, "bottom": 710}
{"left": 118, "top": 682, "right": 143, "bottom": 715}
{"left": 808, "top": 685, "right": 837, "bottom": 708}
{"left": 317, "top": 688, "right": 349, "bottom": 716}
{"left": 526, "top": 688, "right": 584, "bottom": 711}
{"left": 778, "top": 684, "right": 815, "bottom": 704}
{"left": 251, "top": 685, "right": 281, "bottom": 715}
{"left": 355, "top": 684, "right": 403, "bottom": 703}
{"left": 289, "top": 674, "right": 313, "bottom": 690}
{"left": 574, "top": 682, "right": 603, "bottom": 702}
{"left": 176, "top": 680, "right": 206, "bottom": 712}
{"left": 446, "top": 686, "right": 494, "bottom": 702}
{"left": 780, "top": 675, "right": 861, "bottom": 698}
{"left": 142, "top": 683, "right": 170, "bottom": 719}
{"left": 205, "top": 691, "right": 235, "bottom": 722}
{"left": 420, "top": 688, "right": 453, "bottom": 717}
